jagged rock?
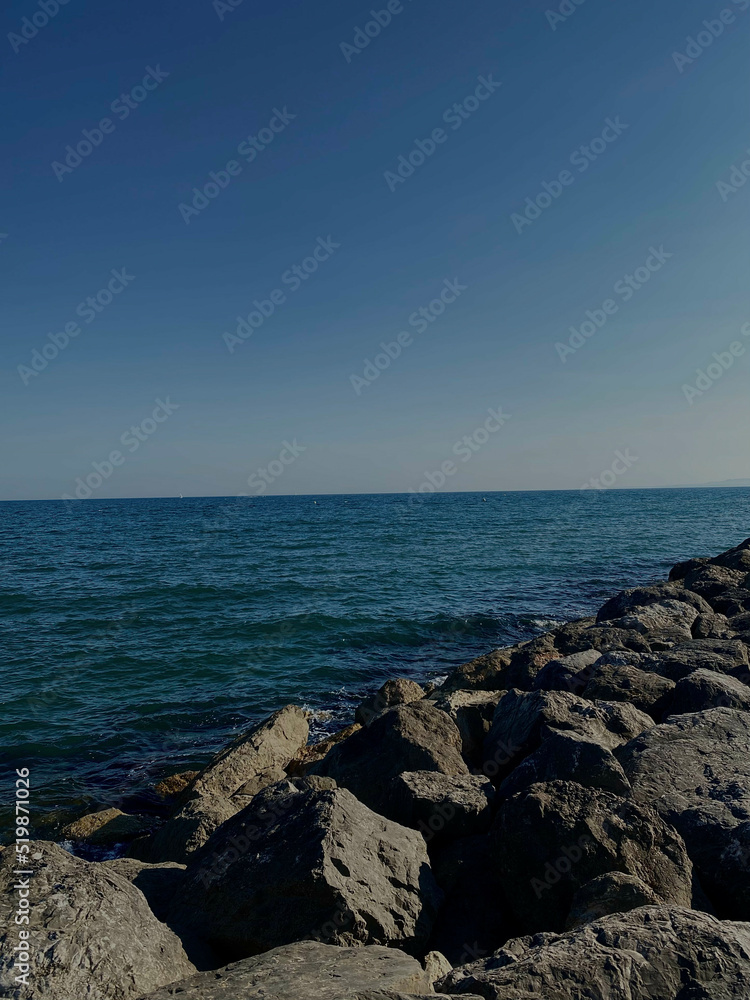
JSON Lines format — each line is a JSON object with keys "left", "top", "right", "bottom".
{"left": 684, "top": 563, "right": 747, "bottom": 599}
{"left": 0, "top": 842, "right": 195, "bottom": 999}
{"left": 310, "top": 702, "right": 468, "bottom": 817}
{"left": 287, "top": 723, "right": 362, "bottom": 776}
{"left": 491, "top": 780, "right": 693, "bottom": 932}
{"left": 483, "top": 689, "right": 652, "bottom": 783}
{"left": 581, "top": 660, "right": 675, "bottom": 718}
{"left": 356, "top": 678, "right": 425, "bottom": 725}
{"left": 565, "top": 871, "right": 662, "bottom": 928}
{"left": 145, "top": 706, "right": 309, "bottom": 863}
{"left": 423, "top": 950, "right": 452, "bottom": 985}
{"left": 669, "top": 668, "right": 750, "bottom": 714}
{"left": 427, "top": 689, "right": 500, "bottom": 765}
{"left": 170, "top": 783, "right": 442, "bottom": 960}
{"left": 136, "top": 940, "right": 433, "bottom": 999}
{"left": 100, "top": 857, "right": 186, "bottom": 920}
{"left": 692, "top": 610, "right": 735, "bottom": 639}
{"left": 498, "top": 731, "right": 631, "bottom": 799}
{"left": 390, "top": 771, "right": 495, "bottom": 844}
{"left": 531, "top": 649, "right": 601, "bottom": 696}
{"left": 554, "top": 619, "right": 651, "bottom": 655}
{"left": 670, "top": 555, "right": 711, "bottom": 580}
{"left": 709, "top": 587, "right": 750, "bottom": 616}
{"left": 503, "top": 633, "right": 560, "bottom": 689}
{"left": 606, "top": 598, "right": 699, "bottom": 645}
{"left": 62, "top": 807, "right": 154, "bottom": 845}
{"left": 441, "top": 648, "right": 514, "bottom": 692}
{"left": 437, "top": 905, "right": 750, "bottom": 999}
{"left": 152, "top": 770, "right": 199, "bottom": 804}
{"left": 596, "top": 583, "right": 712, "bottom": 623}
{"left": 619, "top": 708, "right": 750, "bottom": 917}
{"left": 647, "top": 638, "right": 749, "bottom": 682}
{"left": 428, "top": 835, "right": 514, "bottom": 966}
{"left": 712, "top": 536, "right": 750, "bottom": 572}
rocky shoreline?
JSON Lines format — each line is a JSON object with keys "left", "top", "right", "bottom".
{"left": 5, "top": 537, "right": 750, "bottom": 997}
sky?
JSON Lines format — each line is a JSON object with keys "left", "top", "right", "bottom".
{"left": 2, "top": 0, "right": 749, "bottom": 500}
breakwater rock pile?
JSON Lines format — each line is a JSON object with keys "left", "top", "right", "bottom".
{"left": 5, "top": 538, "right": 750, "bottom": 998}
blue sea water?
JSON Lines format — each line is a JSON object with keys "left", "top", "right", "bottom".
{"left": 1, "top": 488, "right": 749, "bottom": 827}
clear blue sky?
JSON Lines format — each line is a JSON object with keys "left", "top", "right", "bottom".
{"left": 3, "top": 0, "right": 749, "bottom": 499}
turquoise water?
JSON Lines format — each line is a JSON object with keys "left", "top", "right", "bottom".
{"left": 1, "top": 488, "right": 749, "bottom": 823}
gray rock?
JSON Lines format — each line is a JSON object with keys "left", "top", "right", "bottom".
{"left": 607, "top": 598, "right": 699, "bottom": 645}
{"left": 712, "top": 536, "right": 750, "bottom": 572}
{"left": 170, "top": 784, "right": 442, "bottom": 959}
{"left": 0, "top": 841, "right": 195, "bottom": 1000}
{"left": 684, "top": 563, "right": 748, "bottom": 599}
{"left": 61, "top": 807, "right": 155, "bottom": 845}
{"left": 100, "top": 857, "right": 186, "bottom": 920}
{"left": 554, "top": 619, "right": 652, "bottom": 655}
{"left": 498, "top": 731, "right": 631, "bottom": 799}
{"left": 692, "top": 610, "right": 735, "bottom": 639}
{"left": 428, "top": 689, "right": 500, "bottom": 765}
{"left": 618, "top": 708, "right": 750, "bottom": 917}
{"left": 440, "top": 648, "right": 514, "bottom": 693}
{"left": 311, "top": 702, "right": 468, "bottom": 818}
{"left": 391, "top": 771, "right": 495, "bottom": 844}
{"left": 596, "top": 583, "right": 712, "bottom": 623}
{"left": 491, "top": 780, "right": 694, "bottom": 932}
{"left": 146, "top": 706, "right": 309, "bottom": 863}
{"left": 531, "top": 649, "right": 601, "bottom": 696}
{"left": 423, "top": 949, "right": 452, "bottom": 985}
{"left": 647, "top": 638, "right": 749, "bottom": 682}
{"left": 355, "top": 678, "right": 425, "bottom": 725}
{"left": 581, "top": 660, "right": 675, "bottom": 718}
{"left": 437, "top": 905, "right": 750, "bottom": 999}
{"left": 135, "top": 940, "right": 433, "bottom": 999}
{"left": 503, "top": 633, "right": 561, "bottom": 689}
{"left": 483, "top": 689, "right": 652, "bottom": 783}
{"left": 670, "top": 668, "right": 750, "bottom": 714}
{"left": 565, "top": 871, "right": 662, "bottom": 928}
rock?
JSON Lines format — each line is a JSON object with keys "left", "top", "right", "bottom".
{"left": 498, "top": 731, "right": 631, "bottom": 799}
{"left": 708, "top": 587, "right": 750, "bottom": 616}
{"left": 135, "top": 940, "right": 433, "bottom": 1000}
{"left": 441, "top": 648, "right": 514, "bottom": 693}
{"left": 565, "top": 871, "right": 662, "bottom": 928}
{"left": 712, "top": 536, "right": 750, "bottom": 572}
{"left": 684, "top": 563, "right": 747, "bottom": 599}
{"left": 0, "top": 841, "right": 195, "bottom": 1000}
{"left": 607, "top": 598, "right": 699, "bottom": 645}
{"left": 491, "top": 780, "right": 694, "bottom": 932}
{"left": 670, "top": 555, "right": 711, "bottom": 580}
{"left": 669, "top": 668, "right": 750, "bottom": 714}
{"left": 356, "top": 678, "right": 425, "bottom": 725}
{"left": 581, "top": 660, "right": 675, "bottom": 718}
{"left": 618, "top": 708, "right": 750, "bottom": 917}
{"left": 691, "top": 611, "right": 736, "bottom": 639}
{"left": 100, "top": 857, "right": 186, "bottom": 920}
{"left": 428, "top": 689, "right": 500, "bottom": 765}
{"left": 62, "top": 807, "right": 154, "bottom": 845}
{"left": 437, "top": 905, "right": 750, "bottom": 999}
{"left": 170, "top": 783, "right": 442, "bottom": 960}
{"left": 152, "top": 770, "right": 199, "bottom": 804}
{"left": 554, "top": 619, "right": 652, "bottom": 655}
{"left": 483, "top": 689, "right": 653, "bottom": 783}
{"left": 311, "top": 702, "right": 468, "bottom": 818}
{"left": 503, "top": 633, "right": 560, "bottom": 689}
{"left": 531, "top": 649, "right": 601, "bottom": 696}
{"left": 287, "top": 723, "right": 362, "bottom": 776}
{"left": 647, "top": 638, "right": 749, "bottom": 682}
{"left": 596, "top": 583, "right": 712, "bottom": 623}
{"left": 428, "top": 835, "right": 514, "bottom": 967}
{"left": 390, "top": 771, "right": 495, "bottom": 845}
{"left": 423, "top": 950, "right": 452, "bottom": 985}
{"left": 145, "top": 706, "right": 309, "bottom": 863}
{"left": 232, "top": 766, "right": 288, "bottom": 798}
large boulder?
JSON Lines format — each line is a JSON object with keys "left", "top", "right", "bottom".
{"left": 554, "top": 618, "right": 652, "bottom": 655}
{"left": 441, "top": 648, "right": 514, "bottom": 693}
{"left": 490, "top": 780, "right": 694, "bottom": 932}
{"left": 605, "top": 598, "right": 699, "bottom": 646}
{"left": 483, "top": 689, "right": 652, "bottom": 783}
{"left": 437, "top": 905, "right": 750, "bottom": 999}
{"left": 310, "top": 702, "right": 468, "bottom": 818}
{"left": 170, "top": 783, "right": 442, "bottom": 960}
{"left": 531, "top": 649, "right": 601, "bottom": 696}
{"left": 580, "top": 658, "right": 675, "bottom": 718}
{"left": 565, "top": 871, "right": 662, "bottom": 928}
{"left": 390, "top": 771, "right": 495, "bottom": 845}
{"left": 145, "top": 706, "right": 309, "bottom": 862}
{"left": 647, "top": 638, "right": 749, "bottom": 682}
{"left": 618, "top": 708, "right": 750, "bottom": 917}
{"left": 427, "top": 689, "right": 499, "bottom": 765}
{"left": 135, "top": 940, "right": 433, "bottom": 1000}
{"left": 61, "top": 807, "right": 154, "bottom": 846}
{"left": 502, "top": 634, "right": 560, "bottom": 689}
{"left": 355, "top": 678, "right": 425, "bottom": 725}
{"left": 669, "top": 668, "right": 750, "bottom": 715}
{"left": 596, "top": 583, "right": 711, "bottom": 623}
{"left": 0, "top": 842, "right": 195, "bottom": 1000}
{"left": 497, "top": 731, "right": 631, "bottom": 799}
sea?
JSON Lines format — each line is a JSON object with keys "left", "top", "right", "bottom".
{"left": 1, "top": 487, "right": 749, "bottom": 832}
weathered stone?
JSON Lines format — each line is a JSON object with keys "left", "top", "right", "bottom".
{"left": 596, "top": 583, "right": 712, "bottom": 623}
{"left": 287, "top": 722, "right": 362, "bottom": 776}
{"left": 152, "top": 770, "right": 199, "bottom": 804}
{"left": 441, "top": 648, "right": 514, "bottom": 693}
{"left": 356, "top": 678, "right": 425, "bottom": 725}
{"left": 503, "top": 633, "right": 560, "bottom": 689}
{"left": 62, "top": 807, "right": 154, "bottom": 845}
{"left": 669, "top": 555, "right": 711, "bottom": 580}
{"left": 692, "top": 610, "right": 735, "bottom": 639}
{"left": 423, "top": 950, "right": 452, "bottom": 985}
{"left": 531, "top": 649, "right": 601, "bottom": 696}
{"left": 391, "top": 771, "right": 495, "bottom": 844}
{"left": 491, "top": 780, "right": 693, "bottom": 932}
{"left": 136, "top": 940, "right": 433, "bottom": 1000}
{"left": 712, "top": 536, "right": 750, "bottom": 572}
{"left": 498, "top": 731, "right": 631, "bottom": 799}
{"left": 709, "top": 587, "right": 750, "bottom": 616}
{"left": 141, "top": 793, "right": 238, "bottom": 865}
{"left": 619, "top": 708, "right": 750, "bottom": 918}
{"left": 170, "top": 784, "right": 442, "bottom": 960}
{"left": 311, "top": 702, "right": 468, "bottom": 818}
{"left": 100, "top": 857, "right": 186, "bottom": 920}
{"left": 581, "top": 660, "right": 675, "bottom": 718}
{"left": 647, "top": 638, "right": 749, "bottom": 682}
{"left": 427, "top": 689, "right": 500, "bottom": 765}
{"left": 554, "top": 619, "right": 651, "bottom": 655}
{"left": 0, "top": 842, "right": 195, "bottom": 1000}
{"left": 437, "top": 906, "right": 750, "bottom": 999}
{"left": 565, "top": 871, "right": 662, "bottom": 928}
{"left": 684, "top": 563, "right": 747, "bottom": 599}
{"left": 607, "top": 598, "right": 699, "bottom": 645}
{"left": 669, "top": 668, "right": 750, "bottom": 715}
